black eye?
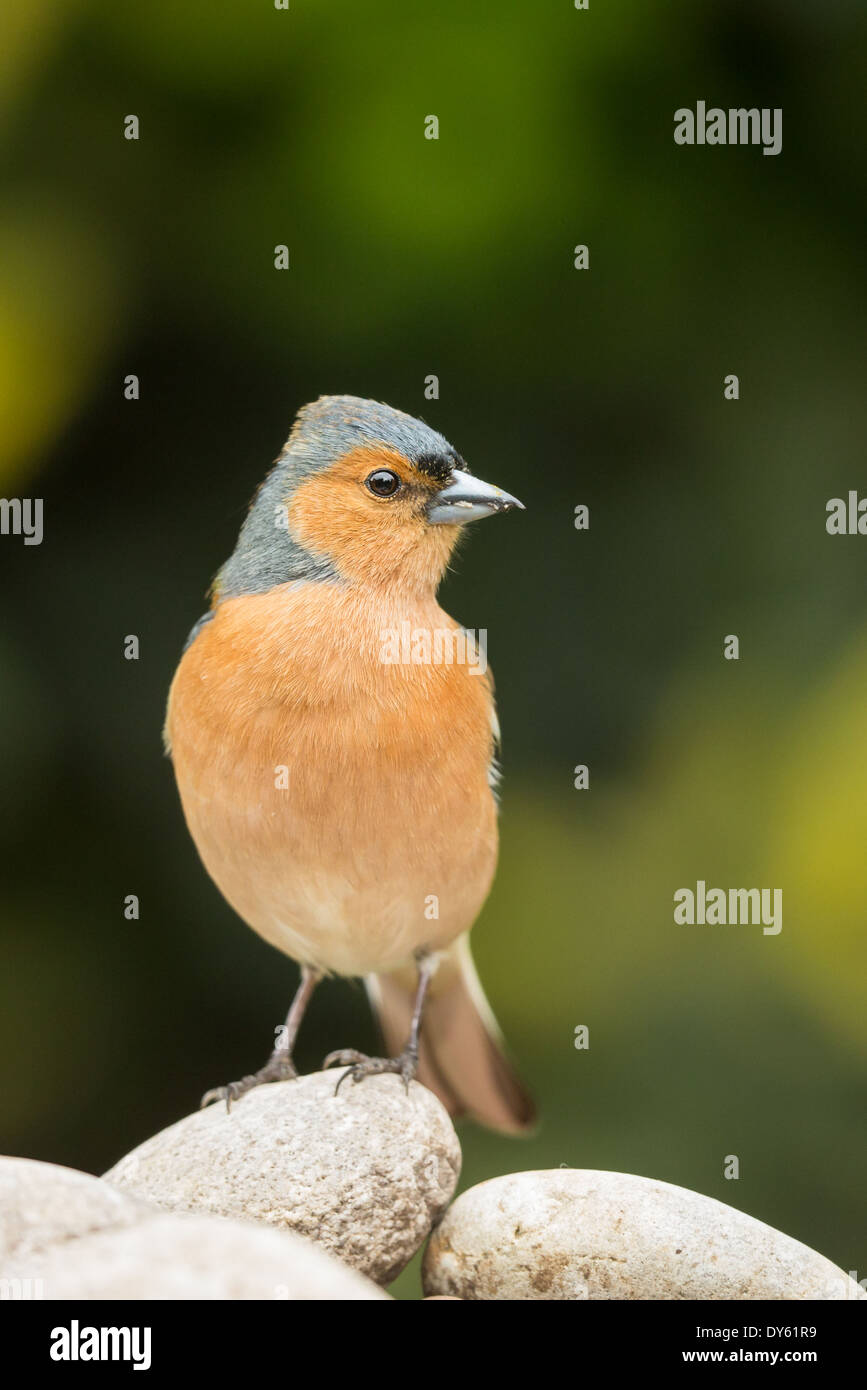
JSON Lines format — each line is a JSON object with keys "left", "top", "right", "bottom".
{"left": 365, "top": 469, "right": 401, "bottom": 498}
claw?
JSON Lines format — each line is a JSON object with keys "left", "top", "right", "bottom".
{"left": 322, "top": 1046, "right": 420, "bottom": 1096}
{"left": 200, "top": 1080, "right": 244, "bottom": 1112}
{"left": 200, "top": 1086, "right": 227, "bottom": 1111}
{"left": 200, "top": 1057, "right": 298, "bottom": 1113}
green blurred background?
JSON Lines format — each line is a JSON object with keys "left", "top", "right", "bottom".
{"left": 1, "top": 1, "right": 865, "bottom": 1298}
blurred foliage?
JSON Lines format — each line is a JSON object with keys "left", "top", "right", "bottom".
{"left": 0, "top": 0, "right": 865, "bottom": 1298}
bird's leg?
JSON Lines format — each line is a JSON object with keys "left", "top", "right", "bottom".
{"left": 201, "top": 965, "right": 320, "bottom": 1111}
{"left": 324, "top": 952, "right": 435, "bottom": 1095}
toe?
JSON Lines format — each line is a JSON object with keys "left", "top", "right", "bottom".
{"left": 323, "top": 1048, "right": 366, "bottom": 1070}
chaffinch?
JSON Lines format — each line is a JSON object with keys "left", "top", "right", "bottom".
{"left": 165, "top": 396, "right": 534, "bottom": 1132}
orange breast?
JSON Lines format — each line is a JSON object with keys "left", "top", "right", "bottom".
{"left": 165, "top": 581, "right": 499, "bottom": 976}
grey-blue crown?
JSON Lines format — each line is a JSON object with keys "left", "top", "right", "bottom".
{"left": 213, "top": 396, "right": 465, "bottom": 601}
{"left": 285, "top": 396, "right": 466, "bottom": 483}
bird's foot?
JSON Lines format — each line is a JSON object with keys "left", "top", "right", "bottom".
{"left": 200, "top": 1052, "right": 298, "bottom": 1112}
{"left": 323, "top": 1046, "right": 419, "bottom": 1096}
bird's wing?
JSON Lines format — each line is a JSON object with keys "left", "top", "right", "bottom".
{"left": 483, "top": 658, "right": 502, "bottom": 795}
{"left": 182, "top": 610, "right": 215, "bottom": 653}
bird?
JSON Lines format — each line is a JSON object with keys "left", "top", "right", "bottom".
{"left": 164, "top": 395, "right": 535, "bottom": 1133}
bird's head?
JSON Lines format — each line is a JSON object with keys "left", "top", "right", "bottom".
{"left": 213, "top": 396, "right": 523, "bottom": 601}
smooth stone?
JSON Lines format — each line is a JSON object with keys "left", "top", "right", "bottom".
{"left": 13, "top": 1211, "right": 388, "bottom": 1300}
{"left": 0, "top": 1156, "right": 386, "bottom": 1299}
{"left": 0, "top": 1157, "right": 148, "bottom": 1264}
{"left": 422, "top": 1169, "right": 866, "bottom": 1301}
{"left": 105, "top": 1070, "right": 461, "bottom": 1285}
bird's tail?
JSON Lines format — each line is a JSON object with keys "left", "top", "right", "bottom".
{"left": 366, "top": 936, "right": 535, "bottom": 1135}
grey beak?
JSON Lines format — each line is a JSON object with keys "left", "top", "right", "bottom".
{"left": 427, "top": 470, "right": 525, "bottom": 525}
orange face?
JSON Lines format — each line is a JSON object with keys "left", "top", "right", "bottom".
{"left": 287, "top": 445, "right": 463, "bottom": 593}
